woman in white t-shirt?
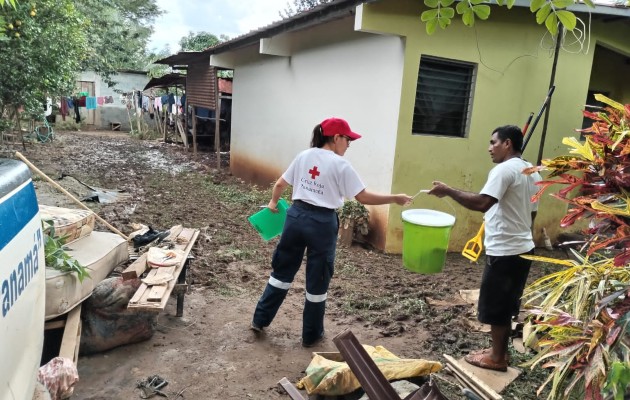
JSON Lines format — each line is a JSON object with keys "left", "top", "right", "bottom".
{"left": 251, "top": 117, "right": 411, "bottom": 347}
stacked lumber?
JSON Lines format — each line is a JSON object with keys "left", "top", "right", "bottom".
{"left": 125, "top": 226, "right": 199, "bottom": 312}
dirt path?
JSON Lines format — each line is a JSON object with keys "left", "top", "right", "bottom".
{"left": 1, "top": 131, "right": 558, "bottom": 399}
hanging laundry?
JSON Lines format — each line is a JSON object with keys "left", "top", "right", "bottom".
{"left": 72, "top": 98, "right": 81, "bottom": 123}
{"left": 79, "top": 96, "right": 87, "bottom": 107}
{"left": 86, "top": 97, "right": 97, "bottom": 110}
{"left": 105, "top": 96, "right": 114, "bottom": 104}
{"left": 142, "top": 96, "right": 149, "bottom": 111}
{"left": 59, "top": 98, "right": 68, "bottom": 121}
{"left": 154, "top": 97, "right": 162, "bottom": 113}
{"left": 79, "top": 91, "right": 89, "bottom": 97}
{"left": 167, "top": 93, "right": 175, "bottom": 107}
{"left": 97, "top": 97, "right": 105, "bottom": 106}
{"left": 66, "top": 97, "right": 74, "bottom": 109}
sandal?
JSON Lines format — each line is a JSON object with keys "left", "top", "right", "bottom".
{"left": 464, "top": 352, "right": 508, "bottom": 372}
{"left": 469, "top": 348, "right": 510, "bottom": 362}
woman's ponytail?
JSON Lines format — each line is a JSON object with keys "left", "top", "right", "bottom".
{"left": 310, "top": 124, "right": 326, "bottom": 148}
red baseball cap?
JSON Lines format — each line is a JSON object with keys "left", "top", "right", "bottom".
{"left": 321, "top": 117, "right": 362, "bottom": 141}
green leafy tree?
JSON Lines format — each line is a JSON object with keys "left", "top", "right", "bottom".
{"left": 0, "top": 0, "right": 17, "bottom": 40}
{"left": 0, "top": 0, "right": 87, "bottom": 121}
{"left": 178, "top": 31, "right": 224, "bottom": 52}
{"left": 143, "top": 45, "right": 174, "bottom": 78}
{"left": 73, "top": 0, "right": 161, "bottom": 82}
{"left": 280, "top": 0, "right": 333, "bottom": 18}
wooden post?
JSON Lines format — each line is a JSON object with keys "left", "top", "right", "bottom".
{"left": 215, "top": 96, "right": 221, "bottom": 168}
{"left": 154, "top": 103, "right": 163, "bottom": 138}
{"left": 192, "top": 105, "right": 197, "bottom": 156}
{"left": 162, "top": 102, "right": 168, "bottom": 142}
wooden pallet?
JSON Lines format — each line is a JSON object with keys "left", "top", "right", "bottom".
{"left": 127, "top": 227, "right": 199, "bottom": 312}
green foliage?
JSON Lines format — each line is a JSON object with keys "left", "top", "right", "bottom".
{"left": 73, "top": 0, "right": 161, "bottom": 82}
{"left": 0, "top": 0, "right": 87, "bottom": 118}
{"left": 42, "top": 220, "right": 90, "bottom": 283}
{"left": 421, "top": 0, "right": 596, "bottom": 36}
{"left": 338, "top": 200, "right": 369, "bottom": 236}
{"left": 0, "top": 0, "right": 16, "bottom": 41}
{"left": 521, "top": 97, "right": 630, "bottom": 399}
{"left": 604, "top": 361, "right": 630, "bottom": 400}
{"left": 178, "top": 31, "right": 221, "bottom": 52}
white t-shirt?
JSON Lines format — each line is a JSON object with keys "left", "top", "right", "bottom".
{"left": 480, "top": 157, "right": 538, "bottom": 256}
{"left": 283, "top": 148, "right": 366, "bottom": 209}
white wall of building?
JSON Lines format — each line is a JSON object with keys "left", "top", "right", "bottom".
{"left": 229, "top": 17, "right": 404, "bottom": 195}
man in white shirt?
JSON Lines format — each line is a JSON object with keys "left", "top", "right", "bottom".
{"left": 429, "top": 125, "right": 539, "bottom": 372}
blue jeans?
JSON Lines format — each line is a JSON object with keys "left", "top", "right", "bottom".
{"left": 252, "top": 202, "right": 338, "bottom": 343}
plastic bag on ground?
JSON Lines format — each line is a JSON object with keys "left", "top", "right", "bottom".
{"left": 296, "top": 344, "right": 442, "bottom": 396}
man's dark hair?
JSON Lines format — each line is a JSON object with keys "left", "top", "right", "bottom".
{"left": 493, "top": 125, "right": 523, "bottom": 152}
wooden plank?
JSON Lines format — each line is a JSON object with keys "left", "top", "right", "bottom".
{"left": 129, "top": 283, "right": 148, "bottom": 304}
{"left": 147, "top": 285, "right": 168, "bottom": 302}
{"left": 129, "top": 229, "right": 199, "bottom": 312}
{"left": 59, "top": 305, "right": 82, "bottom": 365}
{"left": 177, "top": 119, "right": 188, "bottom": 148}
{"left": 443, "top": 354, "right": 503, "bottom": 400}
{"left": 277, "top": 377, "right": 306, "bottom": 400}
{"left": 122, "top": 253, "right": 148, "bottom": 281}
{"left": 446, "top": 365, "right": 492, "bottom": 400}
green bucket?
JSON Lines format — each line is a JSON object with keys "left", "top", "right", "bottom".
{"left": 401, "top": 209, "right": 456, "bottom": 274}
{"left": 248, "top": 198, "right": 289, "bottom": 241}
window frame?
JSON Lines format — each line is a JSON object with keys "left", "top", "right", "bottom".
{"left": 412, "top": 55, "right": 477, "bottom": 138}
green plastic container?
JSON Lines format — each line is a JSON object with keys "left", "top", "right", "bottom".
{"left": 248, "top": 198, "right": 289, "bottom": 241}
{"left": 401, "top": 209, "right": 456, "bottom": 274}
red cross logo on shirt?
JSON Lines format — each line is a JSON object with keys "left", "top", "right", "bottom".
{"left": 308, "top": 166, "right": 320, "bottom": 180}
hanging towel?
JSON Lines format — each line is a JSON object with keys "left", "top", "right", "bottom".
{"left": 60, "top": 98, "right": 68, "bottom": 121}
{"left": 97, "top": 97, "right": 105, "bottom": 106}
{"left": 105, "top": 96, "right": 114, "bottom": 104}
{"left": 79, "top": 96, "right": 87, "bottom": 107}
{"left": 86, "top": 97, "right": 97, "bottom": 110}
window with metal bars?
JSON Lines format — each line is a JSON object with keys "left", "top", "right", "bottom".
{"left": 412, "top": 55, "right": 476, "bottom": 137}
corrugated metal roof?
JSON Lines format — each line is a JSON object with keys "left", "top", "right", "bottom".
{"left": 143, "top": 73, "right": 186, "bottom": 90}
{"left": 154, "top": 52, "right": 207, "bottom": 66}
{"left": 204, "top": 0, "right": 377, "bottom": 55}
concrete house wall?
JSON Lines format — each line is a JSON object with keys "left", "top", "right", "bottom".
{"left": 358, "top": 0, "right": 630, "bottom": 252}
{"left": 75, "top": 71, "right": 149, "bottom": 131}
{"left": 217, "top": 0, "right": 630, "bottom": 253}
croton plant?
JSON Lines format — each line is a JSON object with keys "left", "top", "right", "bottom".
{"left": 521, "top": 95, "right": 630, "bottom": 400}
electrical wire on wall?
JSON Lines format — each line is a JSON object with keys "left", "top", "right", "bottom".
{"left": 472, "top": 10, "right": 592, "bottom": 75}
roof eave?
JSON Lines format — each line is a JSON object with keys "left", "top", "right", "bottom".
{"left": 205, "top": 0, "right": 381, "bottom": 55}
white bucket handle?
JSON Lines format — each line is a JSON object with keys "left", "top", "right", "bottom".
{"left": 407, "top": 189, "right": 458, "bottom": 221}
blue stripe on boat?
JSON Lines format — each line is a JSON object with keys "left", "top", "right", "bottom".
{"left": 0, "top": 182, "right": 39, "bottom": 252}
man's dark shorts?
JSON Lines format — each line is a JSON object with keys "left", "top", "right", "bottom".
{"left": 478, "top": 250, "right": 533, "bottom": 325}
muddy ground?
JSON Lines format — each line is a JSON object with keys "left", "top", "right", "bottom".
{"left": 1, "top": 131, "right": 563, "bottom": 399}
